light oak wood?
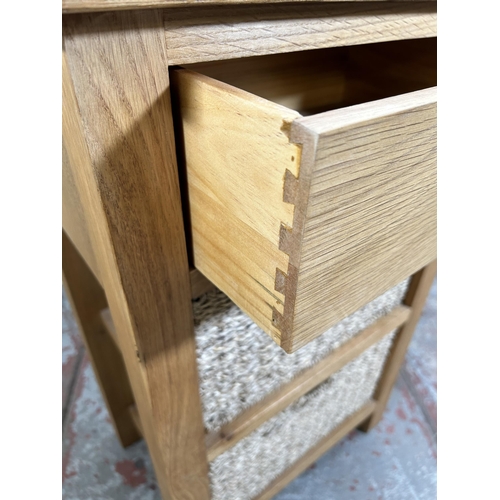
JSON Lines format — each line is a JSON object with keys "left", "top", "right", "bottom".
{"left": 288, "top": 88, "right": 436, "bottom": 351}
{"left": 100, "top": 269, "right": 215, "bottom": 348}
{"left": 100, "top": 307, "right": 117, "bottom": 345}
{"left": 206, "top": 305, "right": 411, "bottom": 461}
{"left": 186, "top": 38, "right": 436, "bottom": 117}
{"left": 254, "top": 401, "right": 377, "bottom": 500}
{"left": 63, "top": 10, "right": 210, "bottom": 499}
{"left": 129, "top": 405, "right": 144, "bottom": 437}
{"left": 63, "top": 231, "right": 140, "bottom": 447}
{"left": 164, "top": 3, "right": 436, "bottom": 65}
{"left": 63, "top": 6, "right": 437, "bottom": 498}
{"left": 173, "top": 40, "right": 436, "bottom": 352}
{"left": 360, "top": 260, "right": 437, "bottom": 431}
{"left": 172, "top": 68, "right": 301, "bottom": 345}
{"left": 185, "top": 48, "right": 361, "bottom": 117}
{"left": 190, "top": 269, "right": 216, "bottom": 299}
{"left": 344, "top": 38, "right": 437, "bottom": 105}
{"left": 65, "top": 139, "right": 214, "bottom": 301}
{"left": 62, "top": 143, "right": 101, "bottom": 283}
{"left": 63, "top": 0, "right": 422, "bottom": 14}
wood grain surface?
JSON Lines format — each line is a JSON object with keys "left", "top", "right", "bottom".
{"left": 63, "top": 0, "right": 423, "bottom": 14}
{"left": 164, "top": 2, "right": 436, "bottom": 65}
{"left": 184, "top": 38, "right": 436, "bottom": 117}
{"left": 128, "top": 405, "right": 144, "bottom": 436}
{"left": 172, "top": 68, "right": 301, "bottom": 345}
{"left": 99, "top": 269, "right": 214, "bottom": 348}
{"left": 285, "top": 88, "right": 437, "bottom": 351}
{"left": 185, "top": 48, "right": 359, "bottom": 117}
{"left": 63, "top": 231, "right": 140, "bottom": 447}
{"left": 63, "top": 10, "right": 210, "bottom": 499}
{"left": 360, "top": 259, "right": 437, "bottom": 431}
{"left": 174, "top": 40, "right": 436, "bottom": 352}
{"left": 62, "top": 5, "right": 437, "bottom": 499}
{"left": 62, "top": 143, "right": 101, "bottom": 283}
{"left": 100, "top": 307, "right": 119, "bottom": 346}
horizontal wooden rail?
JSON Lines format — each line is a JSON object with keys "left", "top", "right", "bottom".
{"left": 205, "top": 305, "right": 411, "bottom": 461}
{"left": 164, "top": 3, "right": 437, "bottom": 65}
{"left": 254, "top": 401, "right": 377, "bottom": 500}
{"left": 101, "top": 299, "right": 409, "bottom": 460}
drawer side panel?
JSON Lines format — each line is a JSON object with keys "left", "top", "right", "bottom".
{"left": 173, "top": 69, "right": 302, "bottom": 343}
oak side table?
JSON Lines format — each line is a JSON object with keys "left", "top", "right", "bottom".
{"left": 62, "top": 1, "right": 437, "bottom": 498}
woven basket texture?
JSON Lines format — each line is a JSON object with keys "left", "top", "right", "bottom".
{"left": 193, "top": 280, "right": 408, "bottom": 432}
{"left": 210, "top": 334, "right": 394, "bottom": 500}
{"left": 192, "top": 281, "right": 409, "bottom": 499}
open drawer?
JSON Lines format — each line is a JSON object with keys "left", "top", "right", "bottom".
{"left": 171, "top": 37, "right": 436, "bottom": 353}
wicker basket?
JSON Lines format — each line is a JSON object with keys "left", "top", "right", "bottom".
{"left": 192, "top": 280, "right": 408, "bottom": 499}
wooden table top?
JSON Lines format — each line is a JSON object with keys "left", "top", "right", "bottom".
{"left": 63, "top": 0, "right": 425, "bottom": 14}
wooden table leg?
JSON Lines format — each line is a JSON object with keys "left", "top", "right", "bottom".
{"left": 360, "top": 259, "right": 437, "bottom": 432}
{"left": 63, "top": 231, "right": 140, "bottom": 447}
{"left": 63, "top": 10, "right": 210, "bottom": 500}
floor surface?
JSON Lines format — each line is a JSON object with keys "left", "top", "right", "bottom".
{"left": 62, "top": 279, "right": 437, "bottom": 499}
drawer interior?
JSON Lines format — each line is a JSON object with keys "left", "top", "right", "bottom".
{"left": 181, "top": 37, "right": 436, "bottom": 115}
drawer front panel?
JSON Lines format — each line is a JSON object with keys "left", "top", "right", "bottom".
{"left": 287, "top": 89, "right": 436, "bottom": 350}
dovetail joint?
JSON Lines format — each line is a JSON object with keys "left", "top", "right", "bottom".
{"left": 283, "top": 168, "right": 299, "bottom": 205}
{"left": 272, "top": 136, "right": 303, "bottom": 350}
